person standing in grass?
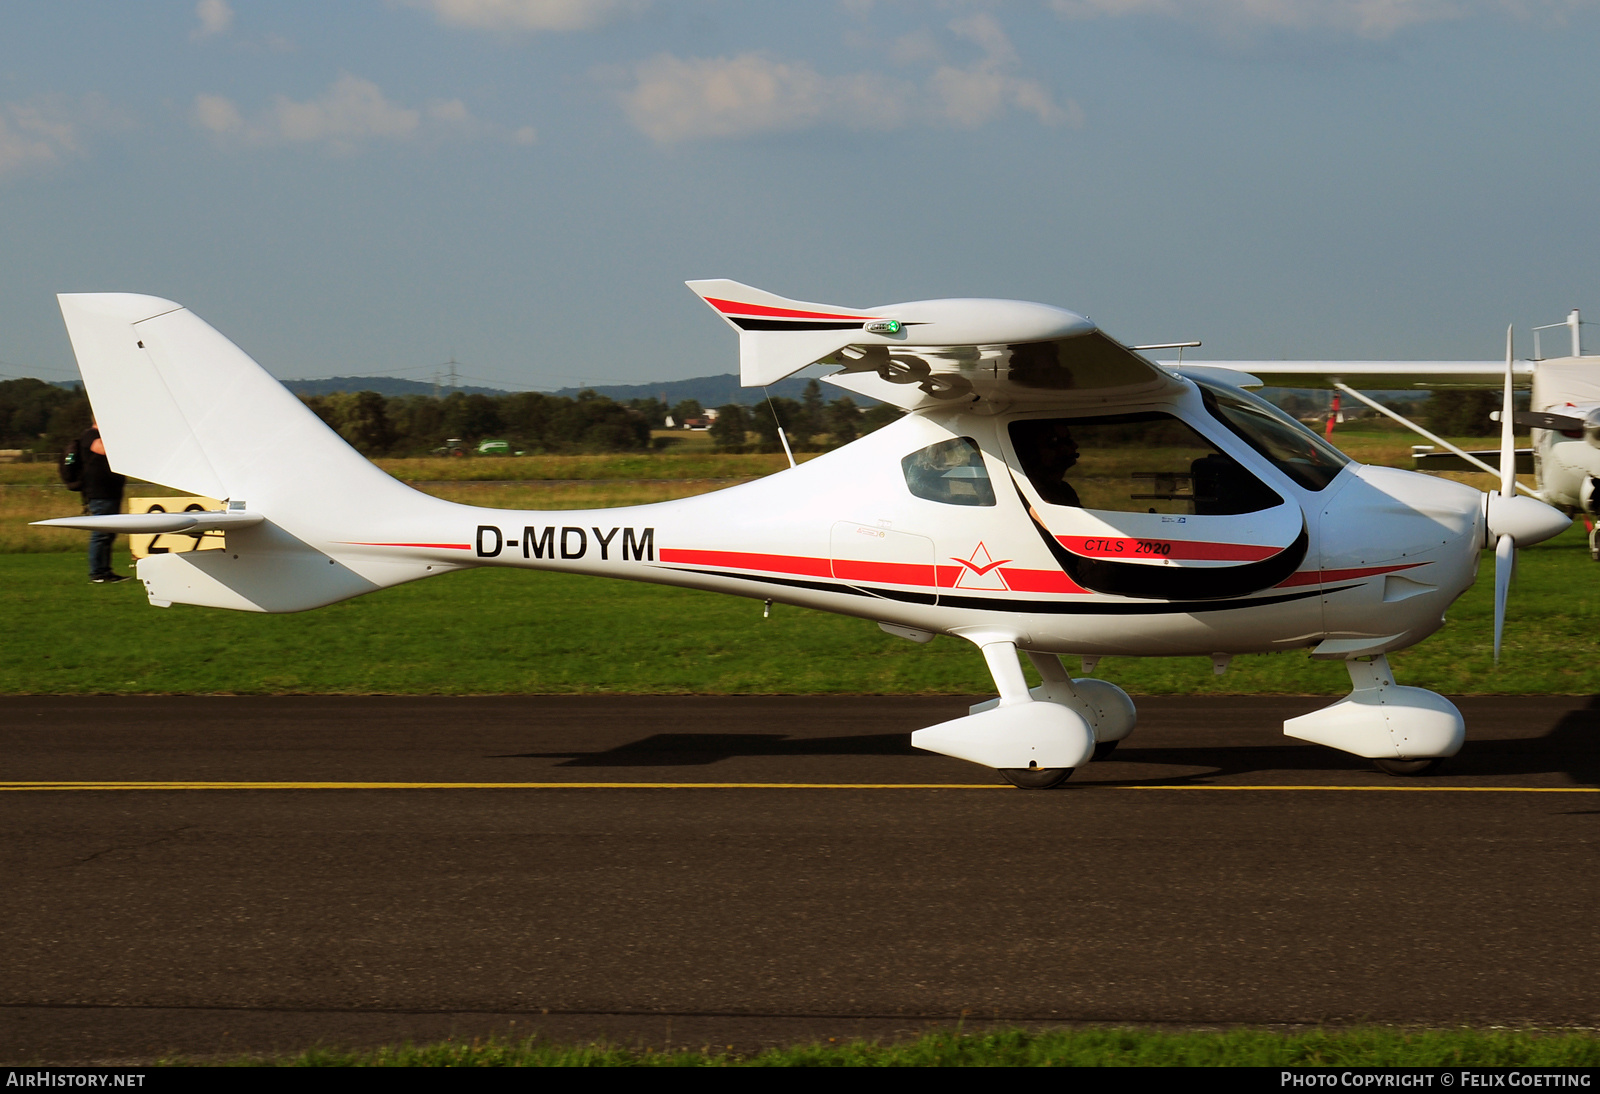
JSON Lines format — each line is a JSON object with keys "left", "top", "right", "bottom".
{"left": 77, "top": 420, "right": 127, "bottom": 584}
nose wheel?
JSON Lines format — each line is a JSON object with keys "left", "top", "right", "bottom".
{"left": 999, "top": 766, "right": 1074, "bottom": 789}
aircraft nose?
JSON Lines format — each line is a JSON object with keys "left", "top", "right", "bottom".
{"left": 1484, "top": 493, "right": 1570, "bottom": 547}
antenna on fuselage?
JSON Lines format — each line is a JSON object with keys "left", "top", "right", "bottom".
{"left": 762, "top": 385, "right": 797, "bottom": 470}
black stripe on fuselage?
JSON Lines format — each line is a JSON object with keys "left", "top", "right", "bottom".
{"left": 727, "top": 318, "right": 866, "bottom": 332}
{"left": 658, "top": 564, "right": 1356, "bottom": 615}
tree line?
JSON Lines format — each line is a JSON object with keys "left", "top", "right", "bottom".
{"left": 297, "top": 380, "right": 903, "bottom": 456}
{"left": 0, "top": 375, "right": 1517, "bottom": 462}
{"left": 0, "top": 376, "right": 902, "bottom": 459}
{"left": 699, "top": 381, "right": 904, "bottom": 453}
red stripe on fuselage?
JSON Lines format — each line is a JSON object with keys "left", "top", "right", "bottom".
{"left": 704, "top": 297, "right": 877, "bottom": 322}
{"left": 831, "top": 558, "right": 935, "bottom": 585}
{"left": 658, "top": 548, "right": 833, "bottom": 578}
{"left": 992, "top": 568, "right": 1089, "bottom": 594}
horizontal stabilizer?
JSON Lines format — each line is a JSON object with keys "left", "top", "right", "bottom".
{"left": 33, "top": 510, "right": 265, "bottom": 535}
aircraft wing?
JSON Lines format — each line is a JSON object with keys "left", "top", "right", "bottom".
{"left": 820, "top": 331, "right": 1191, "bottom": 410}
{"left": 687, "top": 279, "right": 1184, "bottom": 410}
{"left": 1183, "top": 361, "right": 1531, "bottom": 390}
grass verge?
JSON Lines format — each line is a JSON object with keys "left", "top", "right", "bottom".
{"left": 239, "top": 1027, "right": 1600, "bottom": 1066}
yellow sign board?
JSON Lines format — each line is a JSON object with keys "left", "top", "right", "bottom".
{"left": 127, "top": 496, "right": 226, "bottom": 560}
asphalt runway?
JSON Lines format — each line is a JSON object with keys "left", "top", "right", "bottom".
{"left": 3, "top": 693, "right": 1598, "bottom": 1063}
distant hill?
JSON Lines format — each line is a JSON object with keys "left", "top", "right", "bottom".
{"left": 283, "top": 376, "right": 509, "bottom": 398}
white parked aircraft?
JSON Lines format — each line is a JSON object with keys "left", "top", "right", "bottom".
{"left": 37, "top": 286, "right": 1570, "bottom": 787}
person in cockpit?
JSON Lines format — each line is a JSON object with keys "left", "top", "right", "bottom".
{"left": 1019, "top": 420, "right": 1082, "bottom": 508}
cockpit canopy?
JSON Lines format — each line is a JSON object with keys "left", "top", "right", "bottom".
{"left": 1009, "top": 412, "right": 1284, "bottom": 516}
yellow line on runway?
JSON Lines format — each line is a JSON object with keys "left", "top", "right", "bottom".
{"left": 0, "top": 781, "right": 1010, "bottom": 790}
{"left": 1126, "top": 786, "right": 1600, "bottom": 793}
{"left": 0, "top": 781, "right": 1596, "bottom": 792}
{"left": 1123, "top": 784, "right": 1600, "bottom": 793}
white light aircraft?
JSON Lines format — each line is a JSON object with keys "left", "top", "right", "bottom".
{"left": 37, "top": 286, "right": 1571, "bottom": 787}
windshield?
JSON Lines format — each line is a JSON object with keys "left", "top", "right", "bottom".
{"left": 1009, "top": 412, "right": 1283, "bottom": 516}
{"left": 1196, "top": 380, "right": 1350, "bottom": 492}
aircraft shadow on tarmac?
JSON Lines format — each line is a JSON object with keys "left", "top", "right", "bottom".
{"left": 499, "top": 697, "right": 1600, "bottom": 785}
{"left": 504, "top": 732, "right": 920, "bottom": 767}
{"left": 1449, "top": 697, "right": 1600, "bottom": 786}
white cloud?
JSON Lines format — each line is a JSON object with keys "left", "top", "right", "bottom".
{"left": 929, "top": 13, "right": 1073, "bottom": 127}
{"left": 193, "top": 75, "right": 533, "bottom": 152}
{"left": 623, "top": 53, "right": 911, "bottom": 143}
{"left": 0, "top": 107, "right": 78, "bottom": 177}
{"left": 1047, "top": 0, "right": 1596, "bottom": 39}
{"left": 393, "top": 0, "right": 647, "bottom": 32}
{"left": 0, "top": 95, "right": 124, "bottom": 179}
{"left": 191, "top": 0, "right": 234, "bottom": 40}
{"left": 622, "top": 16, "right": 1076, "bottom": 144}
{"left": 273, "top": 76, "right": 421, "bottom": 144}
{"left": 192, "top": 93, "right": 244, "bottom": 136}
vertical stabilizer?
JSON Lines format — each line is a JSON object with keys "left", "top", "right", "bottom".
{"left": 58, "top": 293, "right": 417, "bottom": 521}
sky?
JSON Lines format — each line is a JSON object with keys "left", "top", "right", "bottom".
{"left": 2, "top": 1, "right": 1598, "bottom": 392}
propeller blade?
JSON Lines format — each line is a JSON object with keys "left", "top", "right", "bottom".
{"left": 1500, "top": 324, "right": 1516, "bottom": 500}
{"left": 1493, "top": 532, "right": 1515, "bottom": 663}
{"left": 1514, "top": 409, "right": 1585, "bottom": 432}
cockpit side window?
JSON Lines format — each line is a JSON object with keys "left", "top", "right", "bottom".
{"left": 1197, "top": 380, "right": 1350, "bottom": 492}
{"left": 1009, "top": 413, "right": 1283, "bottom": 516}
{"left": 902, "top": 437, "right": 996, "bottom": 507}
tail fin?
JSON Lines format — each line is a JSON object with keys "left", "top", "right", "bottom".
{"left": 59, "top": 294, "right": 413, "bottom": 514}
{"left": 57, "top": 294, "right": 449, "bottom": 612}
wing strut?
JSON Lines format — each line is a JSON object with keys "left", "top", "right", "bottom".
{"left": 1329, "top": 382, "right": 1543, "bottom": 500}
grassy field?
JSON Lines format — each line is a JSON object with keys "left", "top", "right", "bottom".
{"left": 254, "top": 1026, "right": 1600, "bottom": 1066}
{"left": 3, "top": 516, "right": 1594, "bottom": 695}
